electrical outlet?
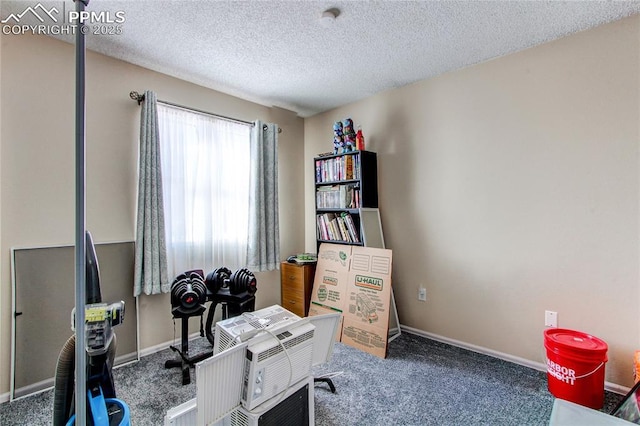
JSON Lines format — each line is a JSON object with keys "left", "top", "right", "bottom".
{"left": 545, "top": 310, "right": 558, "bottom": 328}
{"left": 418, "top": 287, "right": 427, "bottom": 302}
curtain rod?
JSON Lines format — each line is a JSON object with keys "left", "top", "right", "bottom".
{"left": 129, "top": 91, "right": 281, "bottom": 133}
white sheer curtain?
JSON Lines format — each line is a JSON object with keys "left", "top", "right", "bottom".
{"left": 157, "top": 104, "right": 251, "bottom": 277}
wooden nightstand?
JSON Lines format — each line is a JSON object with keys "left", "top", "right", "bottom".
{"left": 280, "top": 261, "right": 316, "bottom": 317}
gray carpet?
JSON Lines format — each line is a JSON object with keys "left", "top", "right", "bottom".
{"left": 0, "top": 332, "right": 624, "bottom": 425}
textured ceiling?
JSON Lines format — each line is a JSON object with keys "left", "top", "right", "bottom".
{"left": 2, "top": 0, "right": 640, "bottom": 117}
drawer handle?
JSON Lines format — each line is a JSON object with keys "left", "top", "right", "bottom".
{"left": 289, "top": 300, "right": 296, "bottom": 304}
{"left": 288, "top": 275, "right": 295, "bottom": 280}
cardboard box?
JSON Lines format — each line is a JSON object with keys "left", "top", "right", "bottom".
{"left": 341, "top": 317, "right": 389, "bottom": 358}
{"left": 309, "top": 243, "right": 352, "bottom": 313}
{"left": 340, "top": 246, "right": 393, "bottom": 358}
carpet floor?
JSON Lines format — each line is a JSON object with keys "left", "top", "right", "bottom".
{"left": 0, "top": 331, "right": 624, "bottom": 425}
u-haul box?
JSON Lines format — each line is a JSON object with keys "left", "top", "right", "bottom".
{"left": 340, "top": 246, "right": 393, "bottom": 358}
{"left": 309, "top": 243, "right": 352, "bottom": 313}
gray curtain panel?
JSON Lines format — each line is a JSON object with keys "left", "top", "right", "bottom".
{"left": 134, "top": 90, "right": 169, "bottom": 296}
{"left": 247, "top": 121, "right": 280, "bottom": 271}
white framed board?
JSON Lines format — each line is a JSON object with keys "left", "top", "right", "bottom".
{"left": 10, "top": 241, "right": 139, "bottom": 400}
{"left": 359, "top": 208, "right": 401, "bottom": 342}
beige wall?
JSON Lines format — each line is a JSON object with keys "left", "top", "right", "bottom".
{"left": 305, "top": 15, "right": 640, "bottom": 388}
{"left": 0, "top": 34, "right": 304, "bottom": 396}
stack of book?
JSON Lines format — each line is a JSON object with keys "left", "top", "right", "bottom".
{"left": 316, "top": 212, "right": 360, "bottom": 243}
{"left": 316, "top": 184, "right": 361, "bottom": 209}
{"left": 315, "top": 152, "right": 361, "bottom": 183}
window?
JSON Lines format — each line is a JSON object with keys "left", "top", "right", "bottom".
{"left": 157, "top": 104, "right": 251, "bottom": 277}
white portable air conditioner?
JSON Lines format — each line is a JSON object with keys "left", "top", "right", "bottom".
{"left": 165, "top": 306, "right": 341, "bottom": 426}
{"left": 241, "top": 319, "right": 315, "bottom": 410}
{"left": 214, "top": 305, "right": 300, "bottom": 354}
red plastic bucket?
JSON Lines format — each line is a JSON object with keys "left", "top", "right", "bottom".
{"left": 544, "top": 328, "right": 608, "bottom": 409}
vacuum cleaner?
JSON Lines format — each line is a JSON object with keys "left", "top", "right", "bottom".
{"left": 52, "top": 231, "right": 130, "bottom": 426}
{"left": 57, "top": 1, "right": 129, "bottom": 422}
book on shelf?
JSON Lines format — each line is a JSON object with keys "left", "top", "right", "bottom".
{"left": 316, "top": 212, "right": 338, "bottom": 242}
{"left": 317, "top": 214, "right": 329, "bottom": 241}
{"left": 345, "top": 154, "right": 354, "bottom": 180}
{"left": 341, "top": 211, "right": 360, "bottom": 243}
{"left": 350, "top": 189, "right": 360, "bottom": 209}
{"left": 336, "top": 215, "right": 352, "bottom": 243}
{"left": 330, "top": 217, "right": 341, "bottom": 241}
{"left": 315, "top": 160, "right": 322, "bottom": 184}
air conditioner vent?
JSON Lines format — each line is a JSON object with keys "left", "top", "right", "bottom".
{"left": 218, "top": 331, "right": 234, "bottom": 352}
{"left": 257, "top": 330, "right": 314, "bottom": 362}
{"left": 247, "top": 310, "right": 292, "bottom": 329}
{"left": 229, "top": 407, "right": 249, "bottom": 426}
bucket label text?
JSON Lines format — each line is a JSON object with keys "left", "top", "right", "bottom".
{"left": 547, "top": 358, "right": 576, "bottom": 385}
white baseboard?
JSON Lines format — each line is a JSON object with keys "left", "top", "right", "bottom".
{"left": 1, "top": 340, "right": 191, "bottom": 404}
{"left": 6, "top": 351, "right": 139, "bottom": 403}
{"left": 2, "top": 328, "right": 628, "bottom": 405}
{"left": 400, "top": 325, "right": 630, "bottom": 395}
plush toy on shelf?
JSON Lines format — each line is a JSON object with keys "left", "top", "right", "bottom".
{"left": 343, "top": 118, "right": 356, "bottom": 152}
{"left": 333, "top": 121, "right": 344, "bottom": 154}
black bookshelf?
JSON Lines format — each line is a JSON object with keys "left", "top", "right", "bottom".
{"left": 314, "top": 150, "right": 378, "bottom": 246}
